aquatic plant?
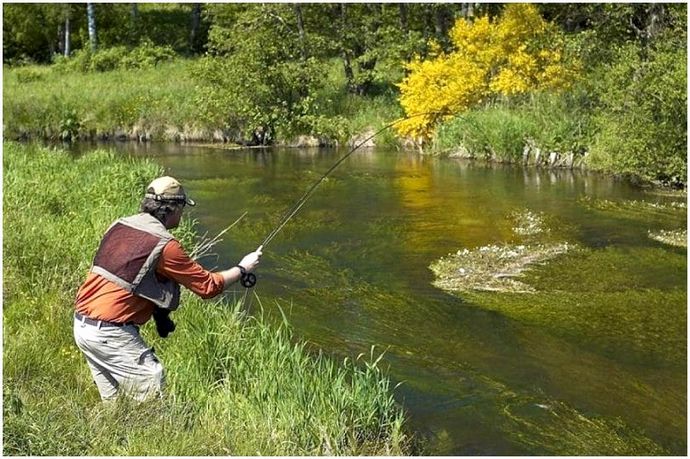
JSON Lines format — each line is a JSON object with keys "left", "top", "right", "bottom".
{"left": 508, "top": 209, "right": 550, "bottom": 237}
{"left": 578, "top": 195, "right": 687, "bottom": 220}
{"left": 648, "top": 229, "right": 687, "bottom": 248}
{"left": 500, "top": 395, "right": 669, "bottom": 455}
{"left": 430, "top": 243, "right": 574, "bottom": 293}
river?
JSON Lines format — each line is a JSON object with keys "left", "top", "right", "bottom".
{"left": 76, "top": 142, "right": 686, "bottom": 455}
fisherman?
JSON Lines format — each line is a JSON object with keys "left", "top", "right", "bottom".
{"left": 73, "top": 176, "right": 262, "bottom": 402}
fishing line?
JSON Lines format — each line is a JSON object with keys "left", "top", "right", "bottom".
{"left": 237, "top": 110, "right": 448, "bottom": 290}
{"left": 260, "top": 110, "right": 447, "bottom": 249}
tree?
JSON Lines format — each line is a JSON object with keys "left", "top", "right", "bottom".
{"left": 63, "top": 7, "right": 71, "bottom": 57}
{"left": 396, "top": 4, "right": 579, "bottom": 140}
{"left": 198, "top": 4, "right": 329, "bottom": 143}
{"left": 87, "top": 3, "right": 97, "bottom": 51}
{"left": 587, "top": 4, "right": 687, "bottom": 184}
{"left": 3, "top": 3, "right": 76, "bottom": 63}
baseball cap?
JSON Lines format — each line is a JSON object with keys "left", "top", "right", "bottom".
{"left": 144, "top": 176, "right": 196, "bottom": 206}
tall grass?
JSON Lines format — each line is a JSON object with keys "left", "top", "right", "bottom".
{"left": 3, "top": 141, "right": 411, "bottom": 455}
{"left": 433, "top": 92, "right": 592, "bottom": 162}
{"left": 4, "top": 58, "right": 406, "bottom": 147}
{"left": 4, "top": 60, "right": 206, "bottom": 141}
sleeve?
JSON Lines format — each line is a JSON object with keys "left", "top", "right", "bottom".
{"left": 157, "top": 240, "right": 226, "bottom": 299}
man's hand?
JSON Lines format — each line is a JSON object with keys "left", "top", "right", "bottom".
{"left": 238, "top": 245, "right": 263, "bottom": 272}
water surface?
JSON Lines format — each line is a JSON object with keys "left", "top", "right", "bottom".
{"left": 80, "top": 142, "right": 686, "bottom": 455}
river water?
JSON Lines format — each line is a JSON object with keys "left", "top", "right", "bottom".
{"left": 80, "top": 142, "right": 686, "bottom": 455}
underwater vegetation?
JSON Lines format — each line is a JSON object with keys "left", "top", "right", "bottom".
{"left": 648, "top": 228, "right": 687, "bottom": 248}
{"left": 430, "top": 243, "right": 574, "bottom": 293}
{"left": 430, "top": 209, "right": 576, "bottom": 293}
{"left": 429, "top": 206, "right": 686, "bottom": 365}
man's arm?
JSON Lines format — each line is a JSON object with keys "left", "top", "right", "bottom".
{"left": 158, "top": 241, "right": 263, "bottom": 298}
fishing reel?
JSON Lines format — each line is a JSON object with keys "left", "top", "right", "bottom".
{"left": 236, "top": 265, "right": 257, "bottom": 288}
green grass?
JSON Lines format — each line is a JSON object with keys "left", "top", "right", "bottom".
{"left": 3, "top": 58, "right": 406, "bottom": 146}
{"left": 434, "top": 106, "right": 539, "bottom": 161}
{"left": 4, "top": 61, "right": 202, "bottom": 141}
{"left": 433, "top": 91, "right": 592, "bottom": 163}
{"left": 3, "top": 141, "right": 411, "bottom": 455}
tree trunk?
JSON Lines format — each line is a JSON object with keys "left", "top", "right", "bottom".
{"left": 338, "top": 3, "right": 355, "bottom": 91}
{"left": 398, "top": 3, "right": 409, "bottom": 36}
{"left": 293, "top": 3, "right": 307, "bottom": 60}
{"left": 423, "top": 5, "right": 434, "bottom": 42}
{"left": 461, "top": 3, "right": 475, "bottom": 19}
{"left": 189, "top": 3, "right": 202, "bottom": 53}
{"left": 644, "top": 3, "right": 665, "bottom": 43}
{"left": 64, "top": 15, "right": 70, "bottom": 56}
{"left": 58, "top": 22, "right": 64, "bottom": 56}
{"left": 87, "top": 3, "right": 97, "bottom": 52}
{"left": 130, "top": 3, "right": 139, "bottom": 44}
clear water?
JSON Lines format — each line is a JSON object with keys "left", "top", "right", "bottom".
{"left": 77, "top": 142, "right": 687, "bottom": 455}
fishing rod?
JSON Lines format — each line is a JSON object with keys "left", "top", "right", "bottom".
{"left": 238, "top": 110, "right": 447, "bottom": 289}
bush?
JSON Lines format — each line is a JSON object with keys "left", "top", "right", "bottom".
{"left": 588, "top": 38, "right": 687, "bottom": 185}
{"left": 13, "top": 66, "right": 44, "bottom": 83}
{"left": 53, "top": 42, "right": 176, "bottom": 73}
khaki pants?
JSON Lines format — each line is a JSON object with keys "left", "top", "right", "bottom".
{"left": 73, "top": 316, "right": 164, "bottom": 401}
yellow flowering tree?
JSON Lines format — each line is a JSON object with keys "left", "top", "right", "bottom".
{"left": 397, "top": 4, "right": 579, "bottom": 140}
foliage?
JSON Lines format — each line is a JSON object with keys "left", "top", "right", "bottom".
{"left": 587, "top": 33, "right": 687, "bottom": 184}
{"left": 3, "top": 141, "right": 411, "bottom": 455}
{"left": 198, "top": 4, "right": 339, "bottom": 143}
{"left": 3, "top": 3, "right": 76, "bottom": 64}
{"left": 53, "top": 41, "right": 175, "bottom": 73}
{"left": 397, "top": 4, "right": 580, "bottom": 140}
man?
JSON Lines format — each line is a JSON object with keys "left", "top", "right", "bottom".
{"left": 74, "top": 176, "right": 262, "bottom": 402}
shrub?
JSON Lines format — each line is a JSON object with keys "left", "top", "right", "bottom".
{"left": 13, "top": 66, "right": 44, "bottom": 83}
{"left": 397, "top": 4, "right": 580, "bottom": 140}
{"left": 588, "top": 38, "right": 687, "bottom": 185}
{"left": 53, "top": 42, "right": 176, "bottom": 74}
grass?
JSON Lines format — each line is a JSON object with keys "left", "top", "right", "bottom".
{"left": 4, "top": 60, "right": 201, "bottom": 141}
{"left": 433, "top": 92, "right": 591, "bottom": 163}
{"left": 3, "top": 58, "right": 406, "bottom": 147}
{"left": 3, "top": 141, "right": 411, "bottom": 455}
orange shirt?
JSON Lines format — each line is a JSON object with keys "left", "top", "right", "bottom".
{"left": 75, "top": 239, "right": 225, "bottom": 324}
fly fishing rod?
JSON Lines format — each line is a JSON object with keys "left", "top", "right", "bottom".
{"left": 238, "top": 110, "right": 447, "bottom": 289}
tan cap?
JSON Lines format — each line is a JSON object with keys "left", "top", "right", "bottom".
{"left": 145, "top": 176, "right": 196, "bottom": 206}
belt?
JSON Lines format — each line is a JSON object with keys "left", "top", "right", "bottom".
{"left": 74, "top": 312, "right": 135, "bottom": 328}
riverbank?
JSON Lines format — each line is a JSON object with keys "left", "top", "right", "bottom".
{"left": 3, "top": 59, "right": 402, "bottom": 148}
{"left": 3, "top": 141, "right": 412, "bottom": 455}
{"left": 3, "top": 58, "right": 686, "bottom": 188}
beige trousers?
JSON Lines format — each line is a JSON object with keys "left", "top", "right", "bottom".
{"left": 73, "top": 316, "right": 164, "bottom": 401}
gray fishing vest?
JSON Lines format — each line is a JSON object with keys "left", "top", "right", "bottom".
{"left": 90, "top": 213, "right": 180, "bottom": 311}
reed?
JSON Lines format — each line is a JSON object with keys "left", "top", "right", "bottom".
{"left": 3, "top": 141, "right": 411, "bottom": 455}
